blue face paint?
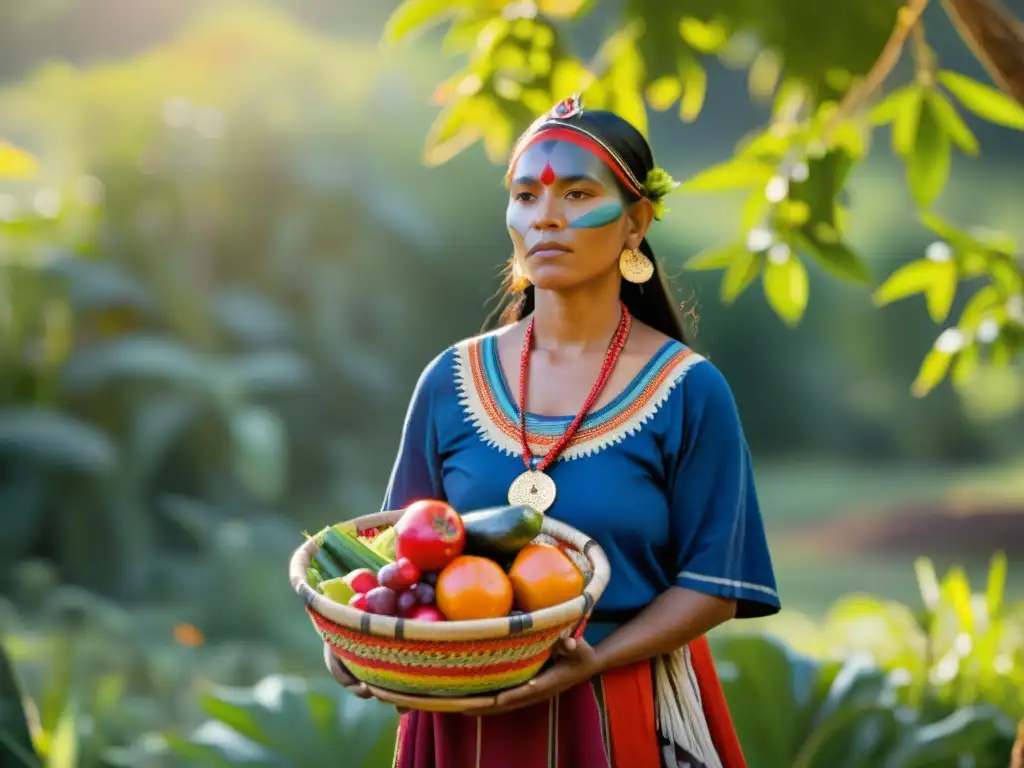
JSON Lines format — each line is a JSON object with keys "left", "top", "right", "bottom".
{"left": 506, "top": 140, "right": 626, "bottom": 238}
{"left": 568, "top": 201, "right": 625, "bottom": 229}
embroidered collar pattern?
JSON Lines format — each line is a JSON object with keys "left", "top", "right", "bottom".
{"left": 454, "top": 335, "right": 704, "bottom": 460}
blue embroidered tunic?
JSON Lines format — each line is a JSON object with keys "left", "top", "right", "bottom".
{"left": 381, "top": 333, "right": 781, "bottom": 644}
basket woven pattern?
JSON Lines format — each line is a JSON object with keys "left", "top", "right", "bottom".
{"left": 312, "top": 609, "right": 569, "bottom": 696}
{"left": 290, "top": 509, "right": 610, "bottom": 701}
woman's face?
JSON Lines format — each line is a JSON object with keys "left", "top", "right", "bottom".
{"left": 506, "top": 138, "right": 649, "bottom": 291}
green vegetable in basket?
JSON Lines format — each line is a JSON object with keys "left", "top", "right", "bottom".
{"left": 319, "top": 526, "right": 391, "bottom": 574}
{"left": 369, "top": 526, "right": 398, "bottom": 560}
{"left": 462, "top": 504, "right": 544, "bottom": 559}
{"left": 307, "top": 566, "right": 324, "bottom": 591}
{"left": 320, "top": 577, "right": 357, "bottom": 604}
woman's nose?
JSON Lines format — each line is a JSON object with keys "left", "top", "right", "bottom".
{"left": 532, "top": 192, "right": 565, "bottom": 231}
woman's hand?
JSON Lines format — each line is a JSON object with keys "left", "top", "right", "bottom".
{"left": 469, "top": 636, "right": 601, "bottom": 717}
{"left": 324, "top": 643, "right": 372, "bottom": 698}
{"left": 323, "top": 644, "right": 408, "bottom": 715}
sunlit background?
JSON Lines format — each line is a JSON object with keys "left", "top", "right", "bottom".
{"left": 1, "top": 1, "right": 1023, "bottom": 765}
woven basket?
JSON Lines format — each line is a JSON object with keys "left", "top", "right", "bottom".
{"left": 289, "top": 509, "right": 610, "bottom": 712}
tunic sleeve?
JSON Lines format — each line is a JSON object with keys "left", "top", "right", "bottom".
{"left": 668, "top": 360, "right": 780, "bottom": 619}
{"left": 381, "top": 352, "right": 447, "bottom": 511}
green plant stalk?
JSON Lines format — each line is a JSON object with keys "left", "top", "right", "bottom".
{"left": 311, "top": 549, "right": 344, "bottom": 581}
{"left": 320, "top": 527, "right": 390, "bottom": 573}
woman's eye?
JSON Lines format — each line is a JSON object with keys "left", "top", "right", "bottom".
{"left": 566, "top": 190, "right": 592, "bottom": 200}
{"left": 515, "top": 191, "right": 535, "bottom": 202}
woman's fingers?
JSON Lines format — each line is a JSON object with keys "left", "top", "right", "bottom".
{"left": 323, "top": 644, "right": 371, "bottom": 698}
{"left": 551, "top": 636, "right": 579, "bottom": 660}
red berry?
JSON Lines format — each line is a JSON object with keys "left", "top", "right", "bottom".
{"left": 343, "top": 568, "right": 379, "bottom": 595}
{"left": 348, "top": 592, "right": 369, "bottom": 611}
{"left": 408, "top": 605, "right": 445, "bottom": 622}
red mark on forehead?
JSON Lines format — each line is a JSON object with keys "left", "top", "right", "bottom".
{"left": 540, "top": 162, "right": 556, "bottom": 186}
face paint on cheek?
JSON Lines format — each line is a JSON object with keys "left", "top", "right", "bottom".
{"left": 568, "top": 200, "right": 625, "bottom": 229}
{"left": 506, "top": 203, "right": 531, "bottom": 238}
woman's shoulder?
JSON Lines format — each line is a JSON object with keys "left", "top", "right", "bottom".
{"left": 626, "top": 322, "right": 736, "bottom": 414}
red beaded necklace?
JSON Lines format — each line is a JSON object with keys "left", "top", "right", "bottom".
{"left": 506, "top": 302, "right": 632, "bottom": 512}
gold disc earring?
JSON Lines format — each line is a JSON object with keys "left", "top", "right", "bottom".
{"left": 619, "top": 247, "right": 654, "bottom": 284}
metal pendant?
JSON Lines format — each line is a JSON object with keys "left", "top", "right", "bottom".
{"left": 508, "top": 469, "right": 556, "bottom": 513}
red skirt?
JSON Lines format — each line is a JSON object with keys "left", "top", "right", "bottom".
{"left": 393, "top": 636, "right": 745, "bottom": 768}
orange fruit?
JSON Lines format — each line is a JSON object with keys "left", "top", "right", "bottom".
{"left": 508, "top": 543, "right": 585, "bottom": 613}
{"left": 435, "top": 555, "right": 514, "bottom": 621}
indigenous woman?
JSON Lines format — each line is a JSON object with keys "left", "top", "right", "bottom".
{"left": 325, "top": 96, "right": 781, "bottom": 768}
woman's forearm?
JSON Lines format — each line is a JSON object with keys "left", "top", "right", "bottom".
{"left": 592, "top": 586, "right": 737, "bottom": 673}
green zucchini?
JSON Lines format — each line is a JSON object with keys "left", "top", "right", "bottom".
{"left": 461, "top": 504, "right": 543, "bottom": 559}
{"left": 319, "top": 526, "right": 390, "bottom": 574}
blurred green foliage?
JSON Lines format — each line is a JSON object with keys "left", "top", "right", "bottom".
{"left": 0, "top": 3, "right": 1022, "bottom": 766}
{"left": 2, "top": 552, "right": 1021, "bottom": 767}
{"left": 383, "top": 0, "right": 1024, "bottom": 399}
{"left": 0, "top": 6, "right": 489, "bottom": 598}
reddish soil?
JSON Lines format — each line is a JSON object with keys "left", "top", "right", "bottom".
{"left": 786, "top": 500, "right": 1024, "bottom": 558}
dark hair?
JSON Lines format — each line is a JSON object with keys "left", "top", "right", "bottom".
{"left": 491, "top": 108, "right": 691, "bottom": 345}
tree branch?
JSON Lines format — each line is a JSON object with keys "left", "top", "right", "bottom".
{"left": 941, "top": 0, "right": 1024, "bottom": 105}
{"left": 824, "top": 0, "right": 931, "bottom": 139}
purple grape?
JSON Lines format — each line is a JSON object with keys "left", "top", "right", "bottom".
{"left": 377, "top": 562, "right": 402, "bottom": 591}
{"left": 421, "top": 571, "right": 438, "bottom": 586}
{"left": 364, "top": 586, "right": 397, "bottom": 616}
{"left": 415, "top": 582, "right": 435, "bottom": 605}
{"left": 396, "top": 589, "right": 419, "bottom": 617}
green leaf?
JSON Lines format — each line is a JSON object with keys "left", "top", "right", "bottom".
{"left": 422, "top": 98, "right": 483, "bottom": 167}
{"left": 230, "top": 406, "right": 287, "bottom": 504}
{"left": 680, "top": 159, "right": 775, "bottom": 192}
{"left": 796, "top": 230, "right": 871, "bottom": 284}
{"left": 985, "top": 551, "right": 1007, "bottom": 621}
{"left": 0, "top": 409, "right": 116, "bottom": 475}
{"left": 794, "top": 703, "right": 905, "bottom": 768}
{"left": 788, "top": 150, "right": 852, "bottom": 229}
{"left": 538, "top": 0, "right": 597, "bottom": 17}
{"left": 0, "top": 643, "right": 40, "bottom": 768}
{"left": 925, "top": 260, "right": 958, "bottom": 323}
{"left": 678, "top": 57, "right": 707, "bottom": 123}
{"left": 188, "top": 676, "right": 398, "bottom": 766}
{"left": 382, "top": 0, "right": 466, "bottom": 46}
{"left": 763, "top": 253, "right": 809, "bottom": 326}
{"left": 873, "top": 260, "right": 946, "bottom": 306}
{"left": 892, "top": 87, "right": 924, "bottom": 157}
{"left": 0, "top": 141, "right": 39, "bottom": 180}
{"left": 891, "top": 705, "right": 1016, "bottom": 766}
{"left": 907, "top": 95, "right": 951, "bottom": 208}
{"left": 166, "top": 728, "right": 269, "bottom": 766}
{"left": 926, "top": 90, "right": 979, "bottom": 155}
{"left": 957, "top": 285, "right": 1001, "bottom": 332}
{"left": 684, "top": 241, "right": 746, "bottom": 271}
{"left": 951, "top": 341, "right": 979, "bottom": 387}
{"left": 645, "top": 76, "right": 681, "bottom": 111}
{"left": 60, "top": 334, "right": 213, "bottom": 394}
{"left": 938, "top": 70, "right": 1024, "bottom": 130}
{"left": 940, "top": 565, "right": 975, "bottom": 633}
{"left": 679, "top": 17, "right": 729, "bottom": 53}
{"left": 713, "top": 635, "right": 821, "bottom": 767}
{"left": 912, "top": 346, "right": 954, "bottom": 397}
{"left": 721, "top": 249, "right": 763, "bottom": 303}
{"left": 44, "top": 705, "right": 77, "bottom": 768}
{"left": 870, "top": 84, "right": 919, "bottom": 125}
{"left": 914, "top": 556, "right": 942, "bottom": 614}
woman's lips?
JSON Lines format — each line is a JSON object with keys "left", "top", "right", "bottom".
{"left": 528, "top": 242, "right": 572, "bottom": 258}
